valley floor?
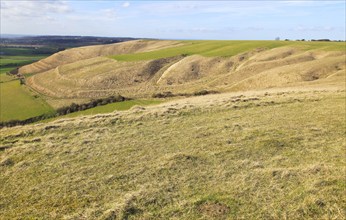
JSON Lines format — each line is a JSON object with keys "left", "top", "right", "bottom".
{"left": 0, "top": 88, "right": 345, "bottom": 219}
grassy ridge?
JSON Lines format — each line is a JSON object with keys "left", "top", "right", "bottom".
{"left": 110, "top": 40, "right": 345, "bottom": 61}
{"left": 0, "top": 80, "right": 55, "bottom": 122}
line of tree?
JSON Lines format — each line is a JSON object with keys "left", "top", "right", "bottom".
{"left": 284, "top": 38, "right": 344, "bottom": 42}
{"left": 56, "top": 95, "right": 126, "bottom": 116}
{"left": 0, "top": 95, "right": 128, "bottom": 128}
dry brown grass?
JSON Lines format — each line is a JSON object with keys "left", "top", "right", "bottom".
{"left": 0, "top": 88, "right": 345, "bottom": 219}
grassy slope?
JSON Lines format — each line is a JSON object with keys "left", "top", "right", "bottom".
{"left": 110, "top": 40, "right": 345, "bottom": 61}
{"left": 0, "top": 90, "right": 345, "bottom": 219}
{"left": 0, "top": 80, "right": 55, "bottom": 121}
{"left": 42, "top": 99, "right": 163, "bottom": 123}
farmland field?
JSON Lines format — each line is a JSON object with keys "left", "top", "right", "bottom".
{"left": 0, "top": 47, "right": 52, "bottom": 70}
{"left": 0, "top": 80, "right": 55, "bottom": 122}
{"left": 0, "top": 47, "right": 56, "bottom": 122}
{"left": 0, "top": 55, "right": 46, "bottom": 68}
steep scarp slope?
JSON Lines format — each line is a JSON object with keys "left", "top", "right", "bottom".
{"left": 26, "top": 45, "right": 345, "bottom": 99}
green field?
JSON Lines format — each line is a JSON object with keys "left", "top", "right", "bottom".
{"left": 0, "top": 47, "right": 58, "bottom": 122}
{"left": 0, "top": 80, "right": 55, "bottom": 122}
{"left": 0, "top": 46, "right": 56, "bottom": 70}
{"left": 110, "top": 40, "right": 345, "bottom": 61}
{"left": 42, "top": 99, "right": 163, "bottom": 123}
{"left": 0, "top": 55, "right": 46, "bottom": 67}
{"left": 0, "top": 46, "right": 60, "bottom": 56}
{"left": 66, "top": 99, "right": 162, "bottom": 116}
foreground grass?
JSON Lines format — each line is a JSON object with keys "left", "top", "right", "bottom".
{"left": 0, "top": 80, "right": 55, "bottom": 122}
{"left": 110, "top": 40, "right": 345, "bottom": 61}
{"left": 0, "top": 90, "right": 345, "bottom": 219}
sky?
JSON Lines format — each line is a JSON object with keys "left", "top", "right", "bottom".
{"left": 1, "top": 0, "right": 345, "bottom": 40}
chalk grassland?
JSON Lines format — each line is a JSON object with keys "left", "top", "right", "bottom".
{"left": 26, "top": 44, "right": 345, "bottom": 101}
{"left": 110, "top": 40, "right": 345, "bottom": 61}
{"left": 0, "top": 90, "right": 345, "bottom": 219}
{"left": 17, "top": 40, "right": 184, "bottom": 75}
{"left": 0, "top": 80, "right": 55, "bottom": 121}
{"left": 19, "top": 40, "right": 345, "bottom": 75}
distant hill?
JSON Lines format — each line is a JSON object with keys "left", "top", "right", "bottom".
{"left": 0, "top": 34, "right": 31, "bottom": 38}
{"left": 0, "top": 35, "right": 138, "bottom": 48}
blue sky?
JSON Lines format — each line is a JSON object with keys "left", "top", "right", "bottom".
{"left": 1, "top": 0, "right": 345, "bottom": 40}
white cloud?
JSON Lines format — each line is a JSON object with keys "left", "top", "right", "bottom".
{"left": 122, "top": 2, "right": 130, "bottom": 8}
{"left": 1, "top": 0, "right": 72, "bottom": 20}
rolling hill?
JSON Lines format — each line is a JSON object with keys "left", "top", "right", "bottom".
{"left": 18, "top": 40, "right": 345, "bottom": 104}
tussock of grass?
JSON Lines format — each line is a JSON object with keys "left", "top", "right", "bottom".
{"left": 0, "top": 90, "right": 345, "bottom": 219}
